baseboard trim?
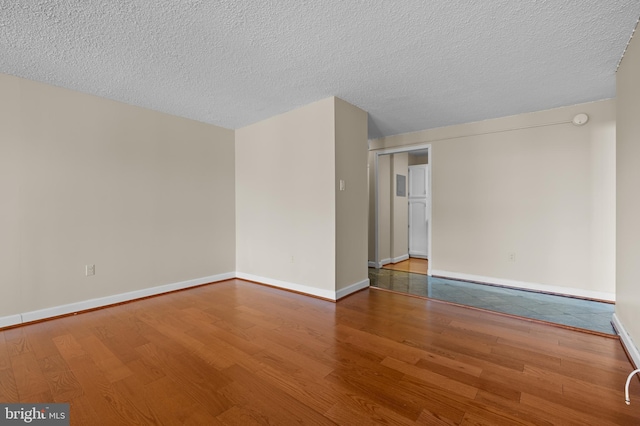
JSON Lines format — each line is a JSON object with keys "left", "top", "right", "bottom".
{"left": 392, "top": 254, "right": 409, "bottom": 263}
{"left": 235, "top": 272, "right": 337, "bottom": 301}
{"left": 368, "top": 261, "right": 377, "bottom": 268}
{"left": 430, "top": 269, "right": 615, "bottom": 302}
{"left": 336, "top": 279, "right": 370, "bottom": 300}
{"left": 0, "top": 314, "right": 22, "bottom": 329}
{"left": 612, "top": 313, "right": 640, "bottom": 368}
{"left": 380, "top": 258, "right": 392, "bottom": 266}
{"left": 1, "top": 271, "right": 371, "bottom": 328}
{"left": 1, "top": 272, "right": 235, "bottom": 329}
{"left": 409, "top": 254, "right": 428, "bottom": 259}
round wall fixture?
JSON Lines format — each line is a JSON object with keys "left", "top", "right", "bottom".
{"left": 572, "top": 113, "right": 589, "bottom": 126}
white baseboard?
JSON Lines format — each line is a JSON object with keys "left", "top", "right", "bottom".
{"left": 370, "top": 258, "right": 395, "bottom": 268}
{"left": 336, "top": 279, "right": 370, "bottom": 300}
{"left": 409, "top": 254, "right": 428, "bottom": 259}
{"left": 236, "top": 272, "right": 337, "bottom": 300}
{"left": 0, "top": 314, "right": 22, "bottom": 329}
{"left": 1, "top": 272, "right": 235, "bottom": 328}
{"left": 612, "top": 313, "right": 640, "bottom": 368}
{"left": 392, "top": 254, "right": 409, "bottom": 263}
{"left": 1, "top": 271, "right": 370, "bottom": 328}
{"left": 430, "top": 269, "right": 615, "bottom": 302}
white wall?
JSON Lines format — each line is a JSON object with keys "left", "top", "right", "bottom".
{"left": 616, "top": 28, "right": 640, "bottom": 362}
{"left": 0, "top": 73, "right": 236, "bottom": 321}
{"left": 370, "top": 99, "right": 616, "bottom": 300}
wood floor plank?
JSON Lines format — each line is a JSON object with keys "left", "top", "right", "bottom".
{"left": 4, "top": 327, "right": 33, "bottom": 357}
{"left": 381, "top": 356, "right": 478, "bottom": 399}
{"left": 64, "top": 354, "right": 141, "bottom": 424}
{"left": 0, "top": 279, "right": 638, "bottom": 424}
{"left": 0, "top": 332, "right": 11, "bottom": 370}
{"left": 520, "top": 392, "right": 629, "bottom": 426}
{"left": 416, "top": 408, "right": 461, "bottom": 425}
{"left": 471, "top": 390, "right": 555, "bottom": 426}
{"left": 10, "top": 351, "right": 51, "bottom": 401}
{"left": 324, "top": 400, "right": 414, "bottom": 426}
{"left": 38, "top": 353, "right": 84, "bottom": 401}
{"left": 219, "top": 364, "right": 337, "bottom": 425}
{"left": 0, "top": 368, "right": 20, "bottom": 402}
{"left": 133, "top": 342, "right": 235, "bottom": 417}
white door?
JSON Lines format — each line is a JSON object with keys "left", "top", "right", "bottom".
{"left": 408, "top": 164, "right": 428, "bottom": 258}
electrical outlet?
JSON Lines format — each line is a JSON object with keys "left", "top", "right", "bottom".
{"left": 85, "top": 264, "right": 95, "bottom": 276}
{"left": 508, "top": 252, "right": 516, "bottom": 262}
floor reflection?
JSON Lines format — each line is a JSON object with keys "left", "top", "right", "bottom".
{"left": 368, "top": 268, "right": 616, "bottom": 335}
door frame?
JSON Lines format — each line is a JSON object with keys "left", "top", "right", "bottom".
{"left": 408, "top": 164, "right": 429, "bottom": 259}
{"left": 373, "top": 143, "right": 432, "bottom": 274}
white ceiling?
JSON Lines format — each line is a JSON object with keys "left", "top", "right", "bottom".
{"left": 1, "top": 1, "right": 639, "bottom": 139}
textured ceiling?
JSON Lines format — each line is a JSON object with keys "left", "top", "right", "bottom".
{"left": 1, "top": 1, "right": 639, "bottom": 139}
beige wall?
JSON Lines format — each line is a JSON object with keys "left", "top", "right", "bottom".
{"left": 236, "top": 97, "right": 368, "bottom": 297}
{"left": 616, "top": 30, "right": 640, "bottom": 351}
{"left": 334, "top": 98, "right": 368, "bottom": 291}
{"left": 376, "top": 155, "right": 392, "bottom": 262}
{"left": 367, "top": 151, "right": 376, "bottom": 262}
{"left": 370, "top": 152, "right": 411, "bottom": 264}
{"left": 235, "top": 98, "right": 336, "bottom": 293}
{"left": 391, "top": 153, "right": 409, "bottom": 260}
{"left": 409, "top": 152, "right": 429, "bottom": 165}
{"left": 370, "top": 99, "right": 616, "bottom": 298}
{"left": 0, "top": 73, "right": 236, "bottom": 318}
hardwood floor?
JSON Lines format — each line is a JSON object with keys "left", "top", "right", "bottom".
{"left": 383, "top": 258, "right": 428, "bottom": 275}
{"left": 1, "top": 279, "right": 639, "bottom": 425}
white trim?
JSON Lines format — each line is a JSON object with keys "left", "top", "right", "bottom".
{"left": 379, "top": 258, "right": 392, "bottom": 266}
{"left": 336, "top": 279, "right": 370, "bottom": 300}
{"left": 613, "top": 313, "right": 640, "bottom": 368}
{"left": 430, "top": 269, "right": 616, "bottom": 302}
{"left": 374, "top": 152, "right": 379, "bottom": 268}
{"left": 392, "top": 254, "right": 409, "bottom": 263}
{"left": 0, "top": 314, "right": 22, "bottom": 329}
{"left": 368, "top": 261, "right": 377, "bottom": 268}
{"left": 1, "top": 272, "right": 370, "bottom": 329}
{"left": 236, "top": 272, "right": 337, "bottom": 300}
{"left": 409, "top": 255, "right": 428, "bottom": 260}
{"left": 9, "top": 272, "right": 235, "bottom": 326}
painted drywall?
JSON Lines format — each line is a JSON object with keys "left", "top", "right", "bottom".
{"left": 409, "top": 152, "right": 429, "bottom": 165}
{"left": 376, "top": 155, "right": 392, "bottom": 263}
{"left": 235, "top": 98, "right": 336, "bottom": 293}
{"left": 369, "top": 99, "right": 616, "bottom": 299}
{"left": 391, "top": 153, "right": 409, "bottom": 260}
{"left": 370, "top": 153, "right": 410, "bottom": 265}
{"left": 0, "top": 73, "right": 235, "bottom": 318}
{"left": 367, "top": 151, "right": 376, "bottom": 262}
{"left": 616, "top": 30, "right": 640, "bottom": 352}
{"left": 334, "top": 98, "right": 368, "bottom": 291}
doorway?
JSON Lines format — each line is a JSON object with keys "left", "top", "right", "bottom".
{"left": 408, "top": 163, "right": 429, "bottom": 259}
{"left": 371, "top": 144, "right": 432, "bottom": 274}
